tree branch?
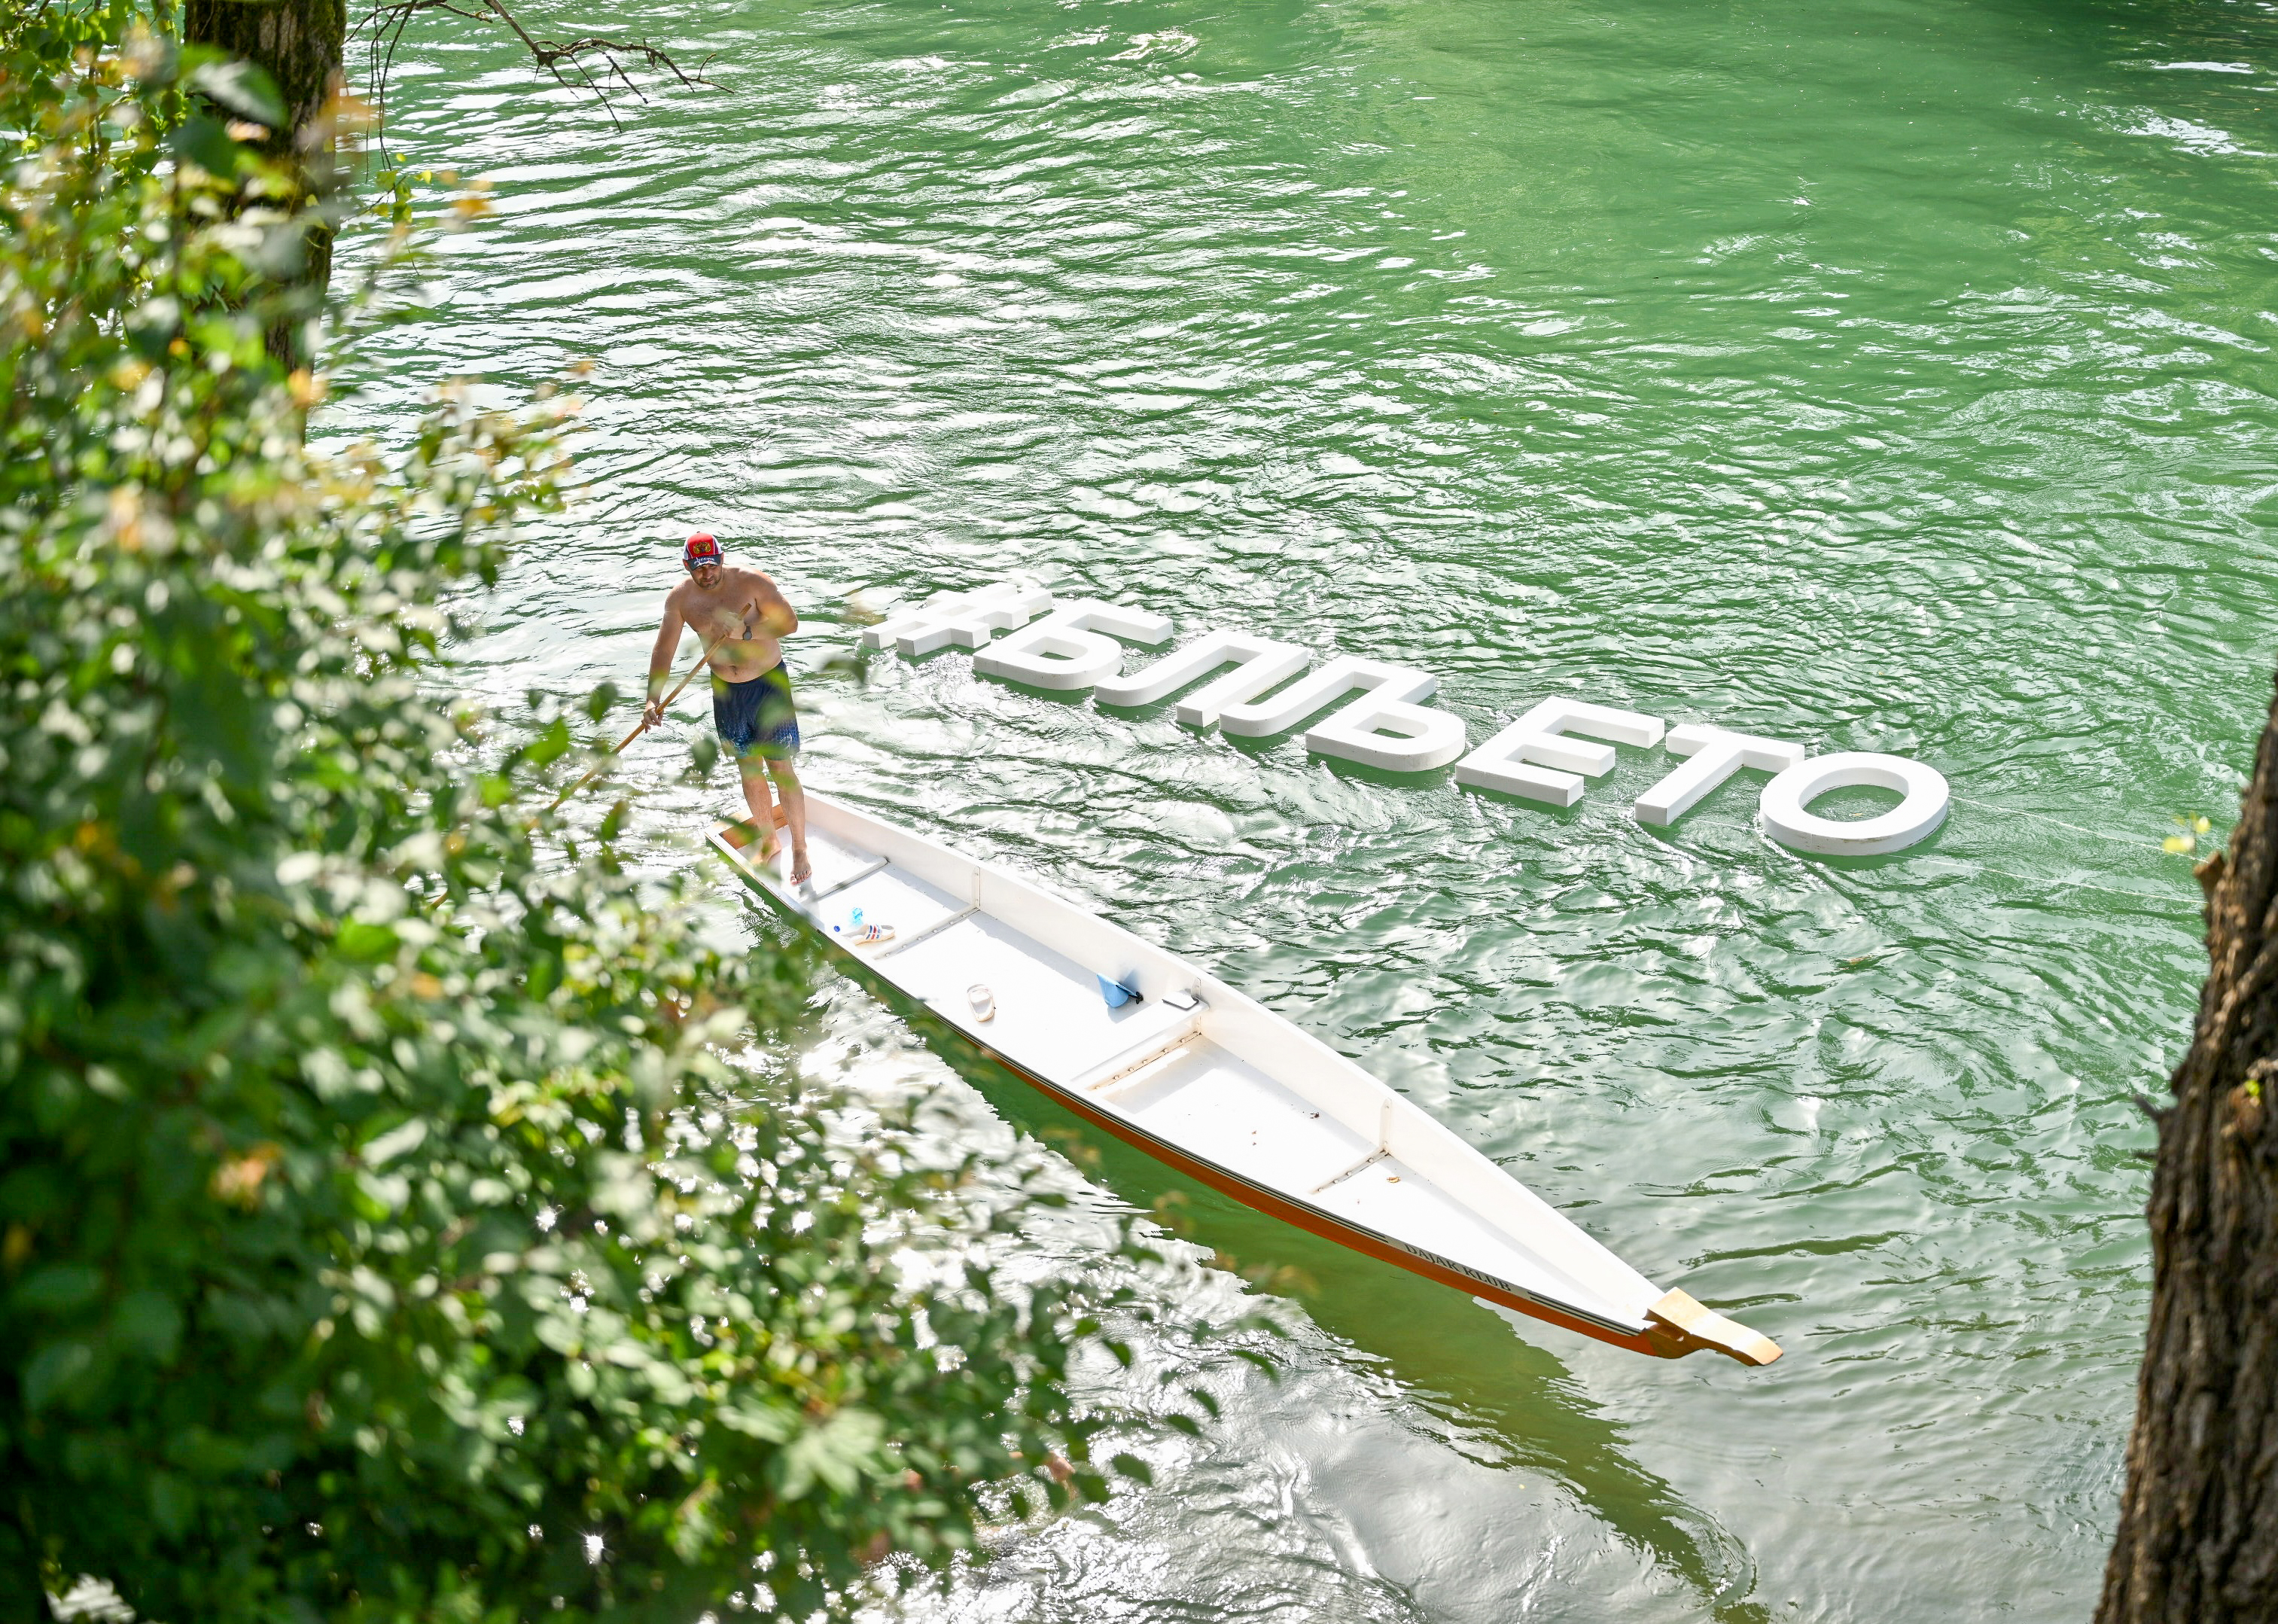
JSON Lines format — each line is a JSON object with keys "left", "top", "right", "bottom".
{"left": 361, "top": 0, "right": 716, "bottom": 146}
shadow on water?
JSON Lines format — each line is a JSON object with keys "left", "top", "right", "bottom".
{"left": 1459, "top": 779, "right": 1592, "bottom": 830}
{"left": 882, "top": 993, "right": 1772, "bottom": 1624}
{"left": 1315, "top": 754, "right": 1459, "bottom": 793}
{"left": 974, "top": 672, "right": 1096, "bottom": 708}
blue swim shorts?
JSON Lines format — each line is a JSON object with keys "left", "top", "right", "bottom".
{"left": 712, "top": 663, "right": 800, "bottom": 762}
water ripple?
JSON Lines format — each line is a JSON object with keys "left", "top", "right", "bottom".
{"left": 343, "top": 0, "right": 2278, "bottom": 1616}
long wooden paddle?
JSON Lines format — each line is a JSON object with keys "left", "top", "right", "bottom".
{"left": 546, "top": 620, "right": 741, "bottom": 812}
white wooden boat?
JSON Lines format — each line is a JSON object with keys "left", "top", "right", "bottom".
{"left": 708, "top": 799, "right": 1780, "bottom": 1366}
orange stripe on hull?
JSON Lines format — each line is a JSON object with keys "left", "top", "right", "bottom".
{"left": 1005, "top": 1053, "right": 1672, "bottom": 1358}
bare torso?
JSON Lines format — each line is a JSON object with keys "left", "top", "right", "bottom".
{"left": 668, "top": 566, "right": 787, "bottom": 681}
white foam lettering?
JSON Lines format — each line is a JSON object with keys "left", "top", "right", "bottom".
{"left": 1220, "top": 655, "right": 1436, "bottom": 739}
{"left": 1097, "top": 629, "right": 1308, "bottom": 715}
{"left": 1634, "top": 724, "right": 1807, "bottom": 827}
{"left": 1759, "top": 753, "right": 1950, "bottom": 856}
{"left": 1456, "top": 699, "right": 1664, "bottom": 807}
{"left": 862, "top": 581, "right": 1053, "bottom": 657}
{"left": 1308, "top": 693, "right": 1469, "bottom": 772}
{"left": 973, "top": 601, "right": 1174, "bottom": 691}
{"left": 860, "top": 580, "right": 1949, "bottom": 855}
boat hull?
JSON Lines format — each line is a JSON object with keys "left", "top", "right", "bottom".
{"left": 707, "top": 804, "right": 1780, "bottom": 1367}
{"left": 756, "top": 889, "right": 1673, "bottom": 1357}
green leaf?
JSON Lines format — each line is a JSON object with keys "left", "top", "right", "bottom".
{"left": 526, "top": 716, "right": 571, "bottom": 768}
{"left": 362, "top": 1117, "right": 429, "bottom": 1167}
{"left": 778, "top": 1406, "right": 886, "bottom": 1499}
{"left": 1108, "top": 1452, "right": 1153, "bottom": 1485}
{"left": 164, "top": 114, "right": 242, "bottom": 178}
{"left": 149, "top": 1471, "right": 194, "bottom": 1537}
{"left": 717, "top": 1401, "right": 797, "bottom": 1443}
{"left": 114, "top": 1290, "right": 184, "bottom": 1363}
{"left": 22, "top": 1339, "right": 94, "bottom": 1411}
{"left": 188, "top": 58, "right": 285, "bottom": 128}
{"left": 335, "top": 921, "right": 400, "bottom": 961}
{"left": 13, "top": 1263, "right": 102, "bottom": 1315}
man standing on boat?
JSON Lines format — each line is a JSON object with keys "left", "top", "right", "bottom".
{"left": 644, "top": 532, "right": 811, "bottom": 884}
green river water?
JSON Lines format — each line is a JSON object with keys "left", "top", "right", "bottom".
{"left": 345, "top": 0, "right": 2278, "bottom": 1616}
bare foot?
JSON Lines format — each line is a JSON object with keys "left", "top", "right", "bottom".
{"left": 790, "top": 849, "right": 812, "bottom": 885}
{"left": 734, "top": 818, "right": 781, "bottom": 865}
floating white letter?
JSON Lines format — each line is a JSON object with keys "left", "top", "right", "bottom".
{"left": 1759, "top": 752, "right": 1949, "bottom": 856}
{"left": 1173, "top": 641, "right": 1314, "bottom": 730}
{"left": 1634, "top": 724, "right": 1807, "bottom": 827}
{"left": 1455, "top": 699, "right": 1665, "bottom": 806}
{"left": 1307, "top": 693, "right": 1468, "bottom": 772}
{"left": 862, "top": 580, "right": 1053, "bottom": 657}
{"left": 972, "top": 600, "right": 1174, "bottom": 692}
{"left": 1097, "top": 629, "right": 1309, "bottom": 714}
{"left": 1219, "top": 655, "right": 1436, "bottom": 739}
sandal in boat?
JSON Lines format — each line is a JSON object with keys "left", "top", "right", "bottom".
{"left": 840, "top": 922, "right": 895, "bottom": 948}
{"left": 967, "top": 984, "right": 996, "bottom": 1023}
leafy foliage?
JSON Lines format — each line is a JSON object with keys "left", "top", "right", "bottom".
{"left": 0, "top": 7, "right": 1153, "bottom": 1619}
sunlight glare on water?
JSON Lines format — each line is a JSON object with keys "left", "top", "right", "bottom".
{"left": 342, "top": 0, "right": 2278, "bottom": 1616}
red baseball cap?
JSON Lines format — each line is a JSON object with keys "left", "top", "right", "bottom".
{"left": 683, "top": 532, "right": 723, "bottom": 568}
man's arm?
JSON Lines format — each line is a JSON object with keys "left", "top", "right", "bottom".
{"left": 644, "top": 593, "right": 687, "bottom": 724}
{"left": 745, "top": 571, "right": 798, "bottom": 638}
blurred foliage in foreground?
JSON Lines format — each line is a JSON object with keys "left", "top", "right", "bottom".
{"left": 0, "top": 5, "right": 1167, "bottom": 1619}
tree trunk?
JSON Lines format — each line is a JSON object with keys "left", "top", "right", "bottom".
{"left": 2100, "top": 670, "right": 2278, "bottom": 1622}
{"left": 181, "top": 0, "right": 349, "bottom": 362}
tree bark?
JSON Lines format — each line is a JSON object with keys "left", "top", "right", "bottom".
{"left": 2100, "top": 670, "right": 2278, "bottom": 1623}
{"left": 183, "top": 0, "right": 346, "bottom": 145}
{"left": 181, "top": 0, "right": 349, "bottom": 361}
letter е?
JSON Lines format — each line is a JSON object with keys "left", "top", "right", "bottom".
{"left": 1456, "top": 699, "right": 1665, "bottom": 806}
